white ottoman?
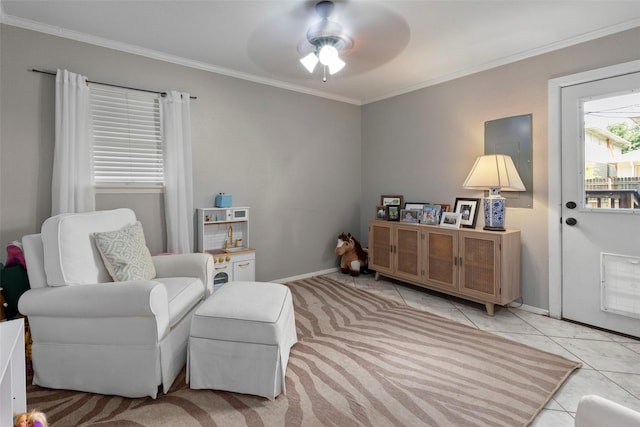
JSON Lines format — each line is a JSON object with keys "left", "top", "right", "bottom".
{"left": 187, "top": 281, "right": 298, "bottom": 400}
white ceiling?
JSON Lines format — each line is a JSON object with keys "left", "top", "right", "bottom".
{"left": 2, "top": 1, "right": 640, "bottom": 105}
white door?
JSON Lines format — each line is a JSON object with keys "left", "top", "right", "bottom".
{"left": 561, "top": 72, "right": 640, "bottom": 337}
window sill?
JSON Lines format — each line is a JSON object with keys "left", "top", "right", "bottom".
{"left": 96, "top": 186, "right": 164, "bottom": 194}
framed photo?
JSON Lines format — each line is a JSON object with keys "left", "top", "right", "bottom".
{"left": 454, "top": 197, "right": 480, "bottom": 228}
{"left": 437, "top": 203, "right": 451, "bottom": 213}
{"left": 422, "top": 204, "right": 441, "bottom": 225}
{"left": 387, "top": 205, "right": 400, "bottom": 221}
{"left": 381, "top": 195, "right": 404, "bottom": 207}
{"left": 400, "top": 209, "right": 420, "bottom": 223}
{"left": 440, "top": 212, "right": 462, "bottom": 228}
{"left": 404, "top": 203, "right": 427, "bottom": 222}
{"left": 375, "top": 205, "right": 387, "bottom": 220}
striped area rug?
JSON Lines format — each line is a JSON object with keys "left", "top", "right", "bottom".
{"left": 25, "top": 276, "right": 580, "bottom": 426}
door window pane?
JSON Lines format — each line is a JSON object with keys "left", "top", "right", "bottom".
{"left": 583, "top": 91, "right": 640, "bottom": 209}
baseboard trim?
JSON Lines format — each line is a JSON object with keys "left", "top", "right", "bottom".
{"left": 272, "top": 269, "right": 551, "bottom": 317}
{"left": 272, "top": 268, "right": 339, "bottom": 284}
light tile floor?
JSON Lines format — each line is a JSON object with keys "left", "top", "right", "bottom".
{"left": 321, "top": 271, "right": 640, "bottom": 427}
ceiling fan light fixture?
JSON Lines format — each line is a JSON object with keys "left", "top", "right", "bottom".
{"left": 300, "top": 52, "right": 319, "bottom": 73}
{"left": 299, "top": 0, "right": 352, "bottom": 81}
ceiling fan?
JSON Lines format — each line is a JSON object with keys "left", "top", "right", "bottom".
{"left": 299, "top": 0, "right": 353, "bottom": 82}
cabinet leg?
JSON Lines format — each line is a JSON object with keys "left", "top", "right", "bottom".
{"left": 374, "top": 271, "right": 380, "bottom": 281}
{"left": 485, "top": 303, "right": 495, "bottom": 316}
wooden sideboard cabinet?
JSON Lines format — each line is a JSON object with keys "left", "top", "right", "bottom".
{"left": 368, "top": 219, "right": 521, "bottom": 315}
{"left": 369, "top": 221, "right": 422, "bottom": 283}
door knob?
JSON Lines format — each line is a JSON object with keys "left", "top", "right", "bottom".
{"left": 565, "top": 217, "right": 577, "bottom": 226}
{"left": 566, "top": 201, "right": 577, "bottom": 209}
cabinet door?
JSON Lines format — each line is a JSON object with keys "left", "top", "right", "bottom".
{"left": 424, "top": 228, "right": 458, "bottom": 291}
{"left": 459, "top": 232, "right": 501, "bottom": 302}
{"left": 394, "top": 225, "right": 421, "bottom": 281}
{"left": 233, "top": 259, "right": 255, "bottom": 281}
{"left": 369, "top": 221, "right": 393, "bottom": 275}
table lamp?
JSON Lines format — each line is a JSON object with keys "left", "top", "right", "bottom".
{"left": 463, "top": 154, "right": 525, "bottom": 231}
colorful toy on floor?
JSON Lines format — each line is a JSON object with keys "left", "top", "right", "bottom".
{"left": 13, "top": 413, "right": 27, "bottom": 427}
{"left": 13, "top": 410, "right": 48, "bottom": 427}
{"left": 335, "top": 232, "right": 368, "bottom": 276}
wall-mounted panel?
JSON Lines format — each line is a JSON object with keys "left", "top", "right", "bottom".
{"left": 485, "top": 114, "right": 533, "bottom": 208}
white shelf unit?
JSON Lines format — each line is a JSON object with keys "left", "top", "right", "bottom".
{"left": 0, "top": 318, "right": 26, "bottom": 426}
{"left": 197, "top": 207, "right": 250, "bottom": 252}
{"left": 196, "top": 207, "right": 255, "bottom": 293}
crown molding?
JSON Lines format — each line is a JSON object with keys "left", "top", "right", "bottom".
{"left": 362, "top": 17, "right": 640, "bottom": 105}
{"left": 0, "top": 10, "right": 362, "bottom": 106}
{"left": 2, "top": 3, "right": 639, "bottom": 107}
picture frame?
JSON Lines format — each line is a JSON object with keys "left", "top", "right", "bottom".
{"left": 437, "top": 203, "right": 451, "bottom": 213}
{"left": 440, "top": 212, "right": 462, "bottom": 228}
{"left": 387, "top": 205, "right": 400, "bottom": 221}
{"left": 400, "top": 209, "right": 420, "bottom": 223}
{"left": 454, "top": 197, "right": 480, "bottom": 229}
{"left": 381, "top": 195, "right": 404, "bottom": 207}
{"left": 404, "top": 203, "right": 427, "bottom": 222}
{"left": 375, "top": 205, "right": 387, "bottom": 220}
{"left": 422, "top": 204, "right": 441, "bottom": 225}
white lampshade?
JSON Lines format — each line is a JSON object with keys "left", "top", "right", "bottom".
{"left": 463, "top": 154, "right": 525, "bottom": 192}
{"left": 300, "top": 52, "right": 319, "bottom": 73}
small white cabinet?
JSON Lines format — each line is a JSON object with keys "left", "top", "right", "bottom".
{"left": 197, "top": 207, "right": 256, "bottom": 292}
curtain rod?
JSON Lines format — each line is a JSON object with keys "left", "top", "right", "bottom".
{"left": 30, "top": 68, "right": 197, "bottom": 100}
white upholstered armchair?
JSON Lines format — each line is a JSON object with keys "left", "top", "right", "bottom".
{"left": 18, "top": 208, "right": 213, "bottom": 398}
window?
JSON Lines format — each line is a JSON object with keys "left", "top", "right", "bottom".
{"left": 583, "top": 92, "right": 640, "bottom": 209}
{"left": 90, "top": 84, "right": 163, "bottom": 188}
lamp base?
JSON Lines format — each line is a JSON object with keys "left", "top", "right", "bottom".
{"left": 483, "top": 193, "right": 507, "bottom": 231}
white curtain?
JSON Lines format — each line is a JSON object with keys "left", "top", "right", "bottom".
{"left": 161, "top": 91, "right": 194, "bottom": 253}
{"left": 52, "top": 69, "right": 94, "bottom": 215}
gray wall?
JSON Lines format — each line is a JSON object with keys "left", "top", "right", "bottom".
{"left": 361, "top": 26, "right": 640, "bottom": 310}
{"left": 3, "top": 22, "right": 640, "bottom": 309}
{"left": 0, "top": 25, "right": 361, "bottom": 281}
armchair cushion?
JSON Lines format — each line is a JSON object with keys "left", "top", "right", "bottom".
{"left": 42, "top": 208, "right": 136, "bottom": 286}
{"left": 94, "top": 221, "right": 156, "bottom": 282}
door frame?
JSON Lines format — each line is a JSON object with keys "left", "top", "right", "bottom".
{"left": 547, "top": 59, "right": 640, "bottom": 319}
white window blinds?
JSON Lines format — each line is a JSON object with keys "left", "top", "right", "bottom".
{"left": 90, "top": 84, "right": 163, "bottom": 186}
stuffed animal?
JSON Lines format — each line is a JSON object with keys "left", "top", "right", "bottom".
{"left": 13, "top": 410, "right": 48, "bottom": 427}
{"left": 335, "top": 233, "right": 368, "bottom": 276}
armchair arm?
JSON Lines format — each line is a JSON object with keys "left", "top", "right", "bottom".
{"left": 18, "top": 282, "right": 171, "bottom": 343}
{"left": 152, "top": 253, "right": 212, "bottom": 290}
{"left": 18, "top": 281, "right": 168, "bottom": 318}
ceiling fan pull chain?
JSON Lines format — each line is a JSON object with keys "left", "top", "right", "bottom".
{"left": 323, "top": 65, "right": 327, "bottom": 82}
